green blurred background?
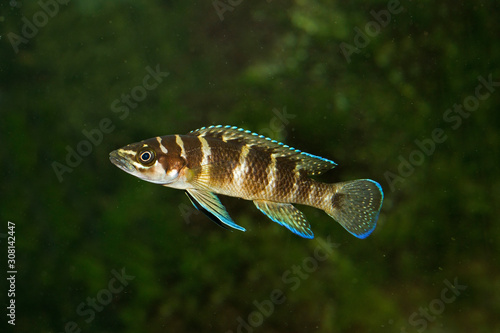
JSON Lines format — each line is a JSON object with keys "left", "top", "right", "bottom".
{"left": 1, "top": 0, "right": 499, "bottom": 332}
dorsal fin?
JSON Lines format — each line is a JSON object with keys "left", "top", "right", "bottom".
{"left": 188, "top": 125, "right": 336, "bottom": 175}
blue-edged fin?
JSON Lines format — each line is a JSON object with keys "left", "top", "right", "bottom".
{"left": 253, "top": 200, "right": 314, "bottom": 239}
{"left": 189, "top": 125, "right": 336, "bottom": 176}
{"left": 185, "top": 188, "right": 246, "bottom": 232}
{"left": 327, "top": 179, "right": 384, "bottom": 239}
{"left": 185, "top": 191, "right": 228, "bottom": 230}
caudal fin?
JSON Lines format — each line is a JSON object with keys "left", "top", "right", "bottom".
{"left": 326, "top": 179, "right": 384, "bottom": 239}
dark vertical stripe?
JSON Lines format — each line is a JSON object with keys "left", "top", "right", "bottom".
{"left": 274, "top": 157, "right": 297, "bottom": 199}
{"left": 180, "top": 135, "right": 203, "bottom": 168}
{"left": 294, "top": 170, "right": 313, "bottom": 204}
{"left": 205, "top": 137, "right": 242, "bottom": 187}
{"left": 244, "top": 145, "right": 271, "bottom": 196}
{"left": 159, "top": 136, "right": 180, "bottom": 156}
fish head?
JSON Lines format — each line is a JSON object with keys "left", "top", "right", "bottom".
{"left": 109, "top": 136, "right": 186, "bottom": 185}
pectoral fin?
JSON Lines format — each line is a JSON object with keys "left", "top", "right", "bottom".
{"left": 185, "top": 189, "right": 246, "bottom": 232}
{"left": 253, "top": 200, "right": 314, "bottom": 239}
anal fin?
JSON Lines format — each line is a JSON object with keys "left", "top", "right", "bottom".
{"left": 185, "top": 189, "right": 246, "bottom": 232}
{"left": 253, "top": 200, "right": 314, "bottom": 239}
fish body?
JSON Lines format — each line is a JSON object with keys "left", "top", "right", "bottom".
{"left": 109, "top": 125, "right": 384, "bottom": 239}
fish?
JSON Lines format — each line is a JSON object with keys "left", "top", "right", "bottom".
{"left": 109, "top": 125, "right": 384, "bottom": 239}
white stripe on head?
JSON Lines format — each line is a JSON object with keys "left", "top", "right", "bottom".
{"left": 156, "top": 137, "right": 169, "bottom": 154}
{"left": 119, "top": 149, "right": 138, "bottom": 156}
{"left": 175, "top": 135, "right": 187, "bottom": 160}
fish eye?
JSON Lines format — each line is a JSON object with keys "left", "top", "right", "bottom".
{"left": 137, "top": 148, "right": 155, "bottom": 165}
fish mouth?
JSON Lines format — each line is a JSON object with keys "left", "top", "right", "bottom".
{"left": 109, "top": 150, "right": 136, "bottom": 173}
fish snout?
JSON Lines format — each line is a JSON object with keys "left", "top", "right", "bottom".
{"left": 109, "top": 149, "right": 135, "bottom": 173}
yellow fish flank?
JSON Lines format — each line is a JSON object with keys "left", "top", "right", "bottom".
{"left": 109, "top": 125, "right": 384, "bottom": 239}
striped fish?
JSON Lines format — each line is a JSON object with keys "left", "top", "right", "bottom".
{"left": 109, "top": 125, "right": 384, "bottom": 239}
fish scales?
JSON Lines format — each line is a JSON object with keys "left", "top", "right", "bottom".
{"left": 198, "top": 137, "right": 298, "bottom": 202}
{"left": 273, "top": 156, "right": 297, "bottom": 200}
{"left": 243, "top": 145, "right": 272, "bottom": 197}
{"left": 203, "top": 136, "right": 238, "bottom": 188}
{"left": 198, "top": 136, "right": 272, "bottom": 199}
{"left": 109, "top": 125, "right": 384, "bottom": 239}
{"left": 179, "top": 135, "right": 203, "bottom": 168}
